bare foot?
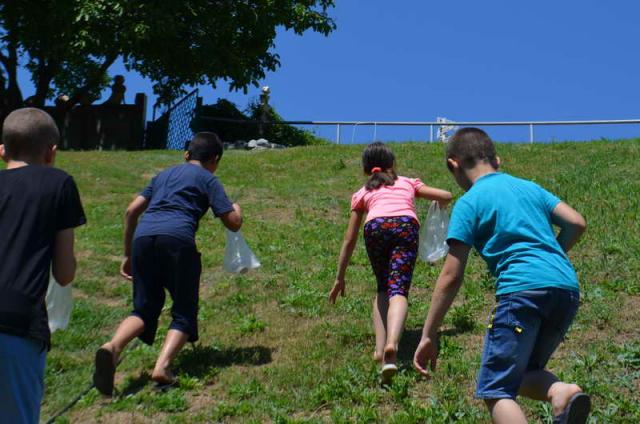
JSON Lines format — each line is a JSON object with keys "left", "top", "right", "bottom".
{"left": 383, "top": 344, "right": 397, "bottom": 365}
{"left": 549, "top": 382, "right": 583, "bottom": 416}
{"left": 151, "top": 366, "right": 176, "bottom": 385}
{"left": 373, "top": 351, "right": 383, "bottom": 364}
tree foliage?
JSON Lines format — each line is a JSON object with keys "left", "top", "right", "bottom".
{"left": 190, "top": 98, "right": 325, "bottom": 147}
{"left": 0, "top": 0, "right": 335, "bottom": 111}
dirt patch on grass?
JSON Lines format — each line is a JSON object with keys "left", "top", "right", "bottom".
{"left": 612, "top": 295, "right": 640, "bottom": 344}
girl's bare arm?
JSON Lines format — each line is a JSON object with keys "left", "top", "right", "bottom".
{"left": 329, "top": 209, "right": 364, "bottom": 303}
{"left": 416, "top": 185, "right": 453, "bottom": 207}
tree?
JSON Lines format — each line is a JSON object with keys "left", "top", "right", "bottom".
{"left": 0, "top": 0, "right": 335, "bottom": 111}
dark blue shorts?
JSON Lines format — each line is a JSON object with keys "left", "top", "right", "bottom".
{"left": 475, "top": 287, "right": 580, "bottom": 400}
{"left": 131, "top": 235, "right": 201, "bottom": 345}
{"left": 0, "top": 333, "right": 46, "bottom": 424}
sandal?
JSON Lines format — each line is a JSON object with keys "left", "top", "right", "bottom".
{"left": 93, "top": 347, "right": 116, "bottom": 396}
{"left": 553, "top": 392, "right": 591, "bottom": 424}
{"left": 153, "top": 379, "right": 179, "bottom": 392}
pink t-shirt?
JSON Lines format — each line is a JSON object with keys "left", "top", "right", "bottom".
{"left": 351, "top": 176, "right": 424, "bottom": 223}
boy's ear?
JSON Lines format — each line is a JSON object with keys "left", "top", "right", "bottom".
{"left": 44, "top": 144, "right": 57, "bottom": 166}
{"left": 446, "top": 158, "right": 460, "bottom": 172}
{"left": 495, "top": 156, "right": 501, "bottom": 168}
{"left": 184, "top": 151, "right": 190, "bottom": 161}
{"left": 0, "top": 144, "right": 6, "bottom": 162}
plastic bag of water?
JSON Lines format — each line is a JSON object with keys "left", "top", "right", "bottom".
{"left": 418, "top": 201, "right": 450, "bottom": 263}
{"left": 223, "top": 230, "right": 261, "bottom": 274}
{"left": 46, "top": 276, "right": 73, "bottom": 332}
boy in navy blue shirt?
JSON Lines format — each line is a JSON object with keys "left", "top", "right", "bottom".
{"left": 414, "top": 128, "right": 590, "bottom": 424}
{"left": 93, "top": 132, "right": 242, "bottom": 395}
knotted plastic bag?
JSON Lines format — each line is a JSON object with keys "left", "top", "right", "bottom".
{"left": 223, "top": 230, "right": 261, "bottom": 274}
{"left": 46, "top": 276, "right": 73, "bottom": 332}
{"left": 418, "top": 201, "right": 450, "bottom": 263}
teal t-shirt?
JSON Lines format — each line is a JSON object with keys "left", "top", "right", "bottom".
{"left": 447, "top": 172, "right": 579, "bottom": 295}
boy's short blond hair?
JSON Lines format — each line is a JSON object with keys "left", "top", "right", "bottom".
{"left": 2, "top": 108, "right": 59, "bottom": 160}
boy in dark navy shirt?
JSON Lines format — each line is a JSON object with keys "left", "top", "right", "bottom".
{"left": 0, "top": 108, "right": 85, "bottom": 424}
{"left": 93, "top": 132, "right": 242, "bottom": 395}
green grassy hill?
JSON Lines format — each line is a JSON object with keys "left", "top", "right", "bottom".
{"left": 42, "top": 140, "right": 640, "bottom": 423}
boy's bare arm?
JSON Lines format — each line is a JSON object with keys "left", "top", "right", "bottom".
{"left": 329, "top": 209, "right": 364, "bottom": 303}
{"left": 416, "top": 185, "right": 453, "bottom": 207}
{"left": 52, "top": 228, "right": 77, "bottom": 286}
{"left": 551, "top": 202, "right": 587, "bottom": 253}
{"left": 220, "top": 203, "right": 243, "bottom": 232}
{"left": 414, "top": 240, "right": 470, "bottom": 375}
{"left": 121, "top": 195, "right": 149, "bottom": 279}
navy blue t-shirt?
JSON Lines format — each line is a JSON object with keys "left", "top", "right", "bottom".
{"left": 135, "top": 163, "right": 234, "bottom": 243}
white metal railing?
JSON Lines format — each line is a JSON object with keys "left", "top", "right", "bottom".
{"left": 312, "top": 119, "right": 640, "bottom": 144}
{"left": 197, "top": 116, "right": 640, "bottom": 144}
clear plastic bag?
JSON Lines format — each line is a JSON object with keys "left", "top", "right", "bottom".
{"left": 418, "top": 201, "right": 450, "bottom": 263}
{"left": 46, "top": 276, "right": 73, "bottom": 332}
{"left": 223, "top": 229, "right": 261, "bottom": 274}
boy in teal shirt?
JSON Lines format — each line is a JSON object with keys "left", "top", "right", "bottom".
{"left": 414, "top": 128, "right": 590, "bottom": 424}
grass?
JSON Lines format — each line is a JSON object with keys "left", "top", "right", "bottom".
{"left": 37, "top": 139, "right": 640, "bottom": 423}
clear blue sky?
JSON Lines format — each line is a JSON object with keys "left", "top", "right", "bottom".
{"left": 18, "top": 0, "right": 640, "bottom": 143}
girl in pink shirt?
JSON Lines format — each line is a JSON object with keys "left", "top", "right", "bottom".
{"left": 329, "top": 142, "right": 452, "bottom": 384}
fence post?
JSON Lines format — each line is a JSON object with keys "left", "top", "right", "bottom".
{"left": 529, "top": 124, "right": 534, "bottom": 143}
{"left": 373, "top": 122, "right": 377, "bottom": 141}
{"left": 336, "top": 124, "right": 341, "bottom": 144}
{"left": 430, "top": 124, "right": 433, "bottom": 143}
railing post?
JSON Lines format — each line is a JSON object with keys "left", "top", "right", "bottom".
{"left": 336, "top": 124, "right": 341, "bottom": 144}
{"left": 373, "top": 122, "right": 377, "bottom": 141}
{"left": 529, "top": 124, "right": 534, "bottom": 143}
{"left": 430, "top": 124, "right": 433, "bottom": 143}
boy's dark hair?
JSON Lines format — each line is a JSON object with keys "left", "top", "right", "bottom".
{"left": 187, "top": 132, "right": 223, "bottom": 163}
{"left": 2, "top": 108, "right": 59, "bottom": 160}
{"left": 362, "top": 141, "right": 398, "bottom": 190}
{"left": 446, "top": 127, "right": 499, "bottom": 170}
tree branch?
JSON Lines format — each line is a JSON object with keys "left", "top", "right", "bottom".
{"left": 65, "top": 53, "right": 118, "bottom": 108}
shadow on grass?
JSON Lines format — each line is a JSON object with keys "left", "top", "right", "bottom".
{"left": 397, "top": 327, "right": 470, "bottom": 366}
{"left": 117, "top": 344, "right": 273, "bottom": 395}
{"left": 119, "top": 372, "right": 151, "bottom": 397}
{"left": 173, "top": 344, "right": 273, "bottom": 378}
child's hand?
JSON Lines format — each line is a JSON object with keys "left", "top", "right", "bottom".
{"left": 437, "top": 198, "right": 451, "bottom": 209}
{"left": 413, "top": 336, "right": 438, "bottom": 377}
{"left": 120, "top": 256, "right": 133, "bottom": 281}
{"left": 328, "top": 279, "right": 346, "bottom": 303}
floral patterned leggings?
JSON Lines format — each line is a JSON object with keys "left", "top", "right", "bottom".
{"left": 363, "top": 216, "right": 419, "bottom": 299}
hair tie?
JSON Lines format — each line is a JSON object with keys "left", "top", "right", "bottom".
{"left": 371, "top": 167, "right": 382, "bottom": 173}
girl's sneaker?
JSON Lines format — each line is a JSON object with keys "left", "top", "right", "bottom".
{"left": 380, "top": 363, "right": 398, "bottom": 386}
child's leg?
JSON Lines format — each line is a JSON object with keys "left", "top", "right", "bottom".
{"left": 382, "top": 217, "right": 419, "bottom": 364}
{"left": 518, "top": 288, "right": 585, "bottom": 417}
{"left": 364, "top": 219, "right": 392, "bottom": 363}
{"left": 383, "top": 294, "right": 408, "bottom": 365}
{"left": 153, "top": 236, "right": 201, "bottom": 383}
{"left": 485, "top": 399, "right": 527, "bottom": 424}
{"left": 519, "top": 370, "right": 583, "bottom": 416}
{"left": 372, "top": 292, "right": 388, "bottom": 363}
{"left": 101, "top": 316, "right": 145, "bottom": 364}
{"left": 151, "top": 329, "right": 189, "bottom": 384}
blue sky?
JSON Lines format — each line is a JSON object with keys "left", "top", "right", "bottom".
{"left": 18, "top": 0, "right": 640, "bottom": 143}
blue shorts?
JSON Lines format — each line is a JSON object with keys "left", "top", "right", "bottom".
{"left": 0, "top": 333, "right": 46, "bottom": 424}
{"left": 131, "top": 235, "right": 202, "bottom": 345}
{"left": 475, "top": 287, "right": 579, "bottom": 400}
